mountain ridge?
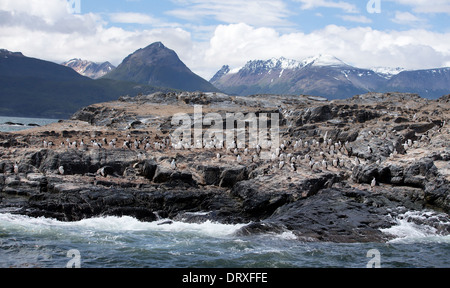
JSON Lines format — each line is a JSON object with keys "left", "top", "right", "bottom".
{"left": 211, "top": 56, "right": 450, "bottom": 99}
{"left": 62, "top": 59, "right": 116, "bottom": 79}
{"left": 0, "top": 49, "right": 172, "bottom": 118}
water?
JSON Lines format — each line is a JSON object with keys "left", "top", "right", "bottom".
{"left": 0, "top": 211, "right": 449, "bottom": 268}
{"left": 0, "top": 116, "right": 449, "bottom": 268}
{"left": 0, "top": 116, "right": 59, "bottom": 133}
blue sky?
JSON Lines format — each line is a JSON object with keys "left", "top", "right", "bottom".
{"left": 82, "top": 0, "right": 450, "bottom": 34}
{"left": 1, "top": 0, "right": 450, "bottom": 79}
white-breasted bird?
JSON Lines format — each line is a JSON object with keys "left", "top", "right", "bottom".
{"left": 371, "top": 177, "right": 377, "bottom": 190}
{"left": 171, "top": 159, "right": 177, "bottom": 170}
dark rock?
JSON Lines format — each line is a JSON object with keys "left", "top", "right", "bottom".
{"left": 352, "top": 164, "right": 390, "bottom": 184}
{"left": 264, "top": 188, "right": 396, "bottom": 243}
{"left": 234, "top": 222, "right": 287, "bottom": 236}
{"left": 197, "top": 165, "right": 222, "bottom": 186}
{"left": 404, "top": 158, "right": 437, "bottom": 189}
{"left": 0, "top": 161, "right": 13, "bottom": 174}
{"left": 219, "top": 166, "right": 248, "bottom": 188}
{"left": 153, "top": 167, "right": 173, "bottom": 183}
{"left": 309, "top": 105, "right": 332, "bottom": 123}
{"left": 424, "top": 177, "right": 450, "bottom": 213}
{"left": 97, "top": 166, "right": 115, "bottom": 177}
{"left": 142, "top": 160, "right": 158, "bottom": 180}
{"left": 104, "top": 207, "right": 157, "bottom": 222}
{"left": 388, "top": 165, "right": 404, "bottom": 185}
{"left": 173, "top": 211, "right": 215, "bottom": 224}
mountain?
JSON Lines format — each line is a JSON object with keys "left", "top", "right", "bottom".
{"left": 211, "top": 55, "right": 381, "bottom": 99}
{"left": 62, "top": 59, "right": 116, "bottom": 79}
{"left": 104, "top": 42, "right": 219, "bottom": 92}
{"left": 371, "top": 67, "right": 406, "bottom": 79}
{"left": 385, "top": 68, "right": 450, "bottom": 98}
{"left": 0, "top": 49, "right": 171, "bottom": 119}
{"left": 211, "top": 55, "right": 450, "bottom": 99}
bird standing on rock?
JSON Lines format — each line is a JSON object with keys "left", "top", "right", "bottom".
{"left": 291, "top": 163, "right": 297, "bottom": 172}
{"left": 171, "top": 159, "right": 177, "bottom": 170}
{"left": 371, "top": 177, "right": 377, "bottom": 191}
{"left": 322, "top": 159, "right": 328, "bottom": 170}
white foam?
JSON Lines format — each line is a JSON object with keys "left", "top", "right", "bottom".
{"left": 0, "top": 214, "right": 246, "bottom": 239}
{"left": 277, "top": 231, "right": 298, "bottom": 240}
{"left": 381, "top": 211, "right": 450, "bottom": 243}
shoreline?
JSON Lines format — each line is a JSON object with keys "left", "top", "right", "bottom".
{"left": 0, "top": 92, "right": 449, "bottom": 243}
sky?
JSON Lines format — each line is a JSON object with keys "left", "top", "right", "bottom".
{"left": 1, "top": 0, "right": 450, "bottom": 79}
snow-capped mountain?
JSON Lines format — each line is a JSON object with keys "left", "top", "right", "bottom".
{"left": 211, "top": 55, "right": 450, "bottom": 99}
{"left": 211, "top": 55, "right": 381, "bottom": 99}
{"left": 372, "top": 67, "right": 406, "bottom": 79}
{"left": 301, "top": 54, "right": 349, "bottom": 67}
{"left": 62, "top": 59, "right": 116, "bottom": 79}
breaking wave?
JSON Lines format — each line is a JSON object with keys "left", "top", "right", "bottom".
{"left": 381, "top": 210, "right": 450, "bottom": 243}
{"left": 0, "top": 213, "right": 247, "bottom": 239}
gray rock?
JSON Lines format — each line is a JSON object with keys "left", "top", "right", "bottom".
{"left": 141, "top": 160, "right": 158, "bottom": 180}
{"left": 219, "top": 166, "right": 248, "bottom": 188}
{"left": 197, "top": 165, "right": 222, "bottom": 186}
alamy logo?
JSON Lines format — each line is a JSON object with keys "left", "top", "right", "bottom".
{"left": 66, "top": 249, "right": 81, "bottom": 268}
{"left": 67, "top": 0, "right": 81, "bottom": 14}
{"left": 366, "top": 249, "right": 381, "bottom": 268}
{"left": 171, "top": 105, "right": 280, "bottom": 160}
{"left": 367, "top": 0, "right": 381, "bottom": 14}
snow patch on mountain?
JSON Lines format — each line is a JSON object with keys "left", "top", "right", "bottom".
{"left": 302, "top": 54, "right": 348, "bottom": 67}
{"left": 372, "top": 67, "right": 406, "bottom": 79}
{"left": 62, "top": 59, "right": 116, "bottom": 79}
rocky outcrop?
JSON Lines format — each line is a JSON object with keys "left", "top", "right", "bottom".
{"left": 1, "top": 91, "right": 449, "bottom": 243}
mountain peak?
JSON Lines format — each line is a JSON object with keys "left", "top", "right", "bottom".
{"left": 62, "top": 59, "right": 116, "bottom": 79}
{"left": 303, "top": 54, "right": 347, "bottom": 67}
{"left": 210, "top": 65, "right": 230, "bottom": 82}
{"left": 104, "top": 42, "right": 219, "bottom": 92}
{"left": 241, "top": 57, "right": 304, "bottom": 74}
{"left": 371, "top": 67, "right": 406, "bottom": 79}
{"left": 149, "top": 42, "right": 165, "bottom": 49}
{"left": 0, "top": 49, "right": 24, "bottom": 58}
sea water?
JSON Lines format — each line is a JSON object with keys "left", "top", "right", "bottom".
{"left": 0, "top": 211, "right": 449, "bottom": 268}
{"left": 0, "top": 116, "right": 59, "bottom": 133}
{"left": 0, "top": 116, "right": 449, "bottom": 268}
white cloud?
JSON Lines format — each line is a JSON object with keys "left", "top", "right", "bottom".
{"left": 0, "top": 0, "right": 69, "bottom": 23}
{"left": 109, "top": 13, "right": 160, "bottom": 25}
{"left": 391, "top": 11, "right": 427, "bottom": 26}
{"left": 295, "top": 0, "right": 359, "bottom": 13}
{"left": 204, "top": 23, "right": 450, "bottom": 78}
{"left": 339, "top": 15, "right": 373, "bottom": 23}
{"left": 0, "top": 0, "right": 195, "bottom": 66}
{"left": 167, "top": 0, "right": 293, "bottom": 27}
{"left": 1, "top": 0, "right": 450, "bottom": 81}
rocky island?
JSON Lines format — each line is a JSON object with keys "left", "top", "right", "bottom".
{"left": 0, "top": 92, "right": 449, "bottom": 243}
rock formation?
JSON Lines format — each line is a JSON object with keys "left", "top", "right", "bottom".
{"left": 1, "top": 91, "right": 449, "bottom": 243}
